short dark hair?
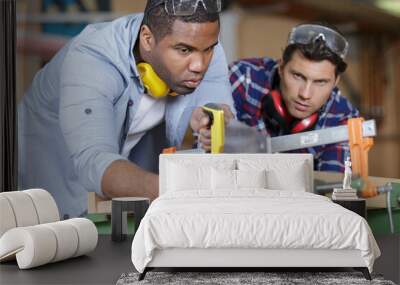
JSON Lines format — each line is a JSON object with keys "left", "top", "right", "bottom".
{"left": 142, "top": 0, "right": 220, "bottom": 42}
{"left": 282, "top": 24, "right": 347, "bottom": 76}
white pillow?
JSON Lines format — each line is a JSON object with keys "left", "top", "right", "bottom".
{"left": 211, "top": 169, "right": 267, "bottom": 190}
{"left": 167, "top": 162, "right": 211, "bottom": 191}
{"left": 237, "top": 158, "right": 309, "bottom": 191}
{"left": 166, "top": 159, "right": 237, "bottom": 192}
{"left": 266, "top": 163, "right": 307, "bottom": 191}
{"left": 236, "top": 169, "right": 267, "bottom": 189}
{"left": 211, "top": 168, "right": 236, "bottom": 190}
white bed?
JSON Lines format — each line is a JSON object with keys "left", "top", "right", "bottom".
{"left": 131, "top": 154, "right": 380, "bottom": 280}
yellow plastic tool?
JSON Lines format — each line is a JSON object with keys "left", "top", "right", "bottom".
{"left": 202, "top": 103, "right": 224, "bottom": 154}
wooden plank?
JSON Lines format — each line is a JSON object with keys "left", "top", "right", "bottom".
{"left": 87, "top": 192, "right": 111, "bottom": 214}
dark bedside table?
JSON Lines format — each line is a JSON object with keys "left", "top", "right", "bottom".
{"left": 332, "top": 198, "right": 367, "bottom": 218}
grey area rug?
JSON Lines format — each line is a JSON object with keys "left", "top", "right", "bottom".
{"left": 116, "top": 271, "right": 396, "bottom": 285}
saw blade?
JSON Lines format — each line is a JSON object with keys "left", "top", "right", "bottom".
{"left": 224, "top": 119, "right": 376, "bottom": 154}
{"left": 224, "top": 120, "right": 268, "bottom": 153}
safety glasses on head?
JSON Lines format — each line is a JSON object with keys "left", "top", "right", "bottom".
{"left": 288, "top": 24, "right": 349, "bottom": 60}
{"left": 166, "top": 0, "right": 221, "bottom": 15}
{"left": 147, "top": 0, "right": 222, "bottom": 16}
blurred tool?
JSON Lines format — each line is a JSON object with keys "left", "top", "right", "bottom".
{"left": 347, "top": 118, "right": 376, "bottom": 198}
{"left": 346, "top": 118, "right": 397, "bottom": 232}
{"left": 201, "top": 103, "right": 225, "bottom": 154}
{"left": 379, "top": 183, "right": 395, "bottom": 234}
{"left": 223, "top": 118, "right": 376, "bottom": 153}
{"left": 163, "top": 103, "right": 224, "bottom": 154}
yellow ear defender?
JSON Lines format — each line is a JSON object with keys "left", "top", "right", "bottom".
{"left": 137, "top": 62, "right": 178, "bottom": 98}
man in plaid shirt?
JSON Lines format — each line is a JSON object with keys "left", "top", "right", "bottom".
{"left": 229, "top": 23, "right": 359, "bottom": 172}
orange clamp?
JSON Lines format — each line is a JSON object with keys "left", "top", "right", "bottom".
{"left": 162, "top": 147, "right": 176, "bottom": 154}
{"left": 348, "top": 118, "right": 376, "bottom": 197}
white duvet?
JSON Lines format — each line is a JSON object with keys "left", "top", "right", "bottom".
{"left": 131, "top": 190, "right": 380, "bottom": 273}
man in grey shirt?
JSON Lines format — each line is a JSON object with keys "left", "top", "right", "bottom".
{"left": 18, "top": 0, "right": 234, "bottom": 218}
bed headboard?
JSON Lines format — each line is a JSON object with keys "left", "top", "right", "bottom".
{"left": 159, "top": 153, "right": 314, "bottom": 195}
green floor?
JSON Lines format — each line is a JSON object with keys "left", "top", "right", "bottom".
{"left": 87, "top": 209, "right": 399, "bottom": 236}
{"left": 368, "top": 208, "right": 400, "bottom": 234}
{"left": 86, "top": 213, "right": 136, "bottom": 235}
{"left": 87, "top": 182, "right": 400, "bottom": 235}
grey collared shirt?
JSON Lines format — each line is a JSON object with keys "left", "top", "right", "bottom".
{"left": 18, "top": 13, "right": 233, "bottom": 218}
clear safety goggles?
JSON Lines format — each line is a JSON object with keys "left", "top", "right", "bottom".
{"left": 288, "top": 24, "right": 349, "bottom": 60}
{"left": 149, "top": 0, "right": 222, "bottom": 16}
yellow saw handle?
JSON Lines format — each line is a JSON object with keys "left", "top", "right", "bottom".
{"left": 202, "top": 103, "right": 224, "bottom": 154}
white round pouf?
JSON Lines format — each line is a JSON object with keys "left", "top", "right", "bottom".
{"left": 0, "top": 226, "right": 57, "bottom": 269}
{"left": 0, "top": 192, "right": 39, "bottom": 227}
{"left": 0, "top": 195, "right": 17, "bottom": 237}
{"left": 24, "top": 189, "right": 60, "bottom": 223}
{"left": 42, "top": 221, "right": 79, "bottom": 262}
{"left": 63, "top": 218, "right": 98, "bottom": 257}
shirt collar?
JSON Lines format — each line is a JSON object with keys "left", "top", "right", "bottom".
{"left": 129, "top": 13, "right": 144, "bottom": 79}
{"left": 270, "top": 62, "right": 280, "bottom": 91}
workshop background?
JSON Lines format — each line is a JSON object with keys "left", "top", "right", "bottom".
{"left": 16, "top": 0, "right": 400, "bottom": 179}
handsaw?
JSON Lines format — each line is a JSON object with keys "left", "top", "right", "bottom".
{"left": 224, "top": 119, "right": 377, "bottom": 153}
